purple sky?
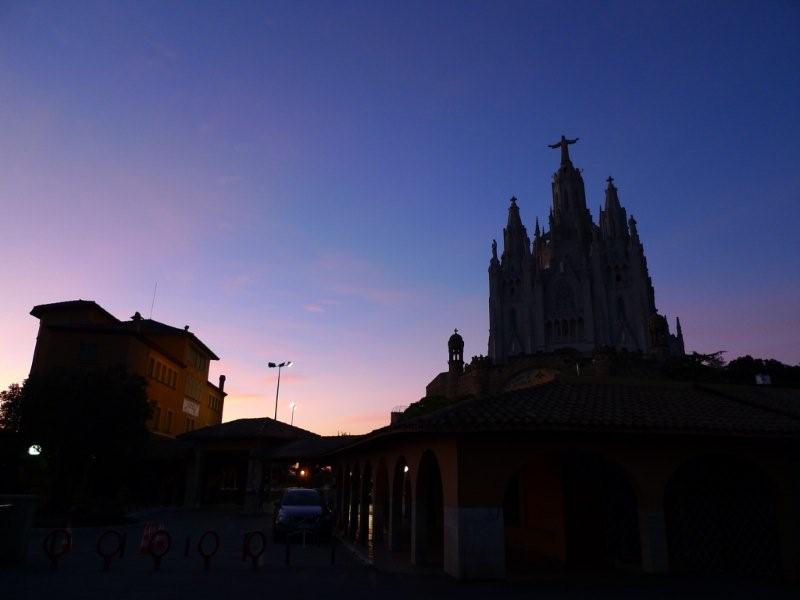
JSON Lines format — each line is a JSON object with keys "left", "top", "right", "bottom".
{"left": 1, "top": 1, "right": 798, "bottom": 435}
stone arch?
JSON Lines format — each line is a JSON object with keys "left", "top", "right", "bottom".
{"left": 664, "top": 455, "right": 782, "bottom": 578}
{"left": 348, "top": 462, "right": 361, "bottom": 540}
{"left": 359, "top": 460, "right": 373, "bottom": 544}
{"left": 391, "top": 456, "right": 412, "bottom": 552}
{"left": 373, "top": 458, "right": 390, "bottom": 545}
{"left": 502, "top": 451, "right": 641, "bottom": 574}
{"left": 414, "top": 450, "right": 445, "bottom": 566}
{"left": 340, "top": 462, "right": 352, "bottom": 533}
{"left": 336, "top": 464, "right": 346, "bottom": 529}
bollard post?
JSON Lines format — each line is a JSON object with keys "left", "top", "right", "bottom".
{"left": 43, "top": 529, "right": 71, "bottom": 571}
{"left": 96, "top": 530, "right": 124, "bottom": 572}
{"left": 242, "top": 531, "right": 266, "bottom": 571}
{"left": 285, "top": 535, "right": 291, "bottom": 567}
{"left": 197, "top": 530, "right": 220, "bottom": 572}
{"left": 147, "top": 530, "right": 171, "bottom": 572}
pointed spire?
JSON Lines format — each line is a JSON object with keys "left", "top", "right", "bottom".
{"left": 534, "top": 217, "right": 540, "bottom": 239}
{"left": 628, "top": 215, "right": 639, "bottom": 239}
{"left": 676, "top": 317, "right": 685, "bottom": 354}
{"left": 506, "top": 196, "right": 523, "bottom": 230}
{"left": 604, "top": 176, "right": 621, "bottom": 210}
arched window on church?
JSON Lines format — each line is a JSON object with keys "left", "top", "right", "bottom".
{"left": 562, "top": 319, "right": 568, "bottom": 339}
{"left": 617, "top": 297, "right": 626, "bottom": 319}
{"left": 578, "top": 318, "right": 585, "bottom": 339}
{"left": 546, "top": 321, "right": 552, "bottom": 341}
{"left": 569, "top": 319, "right": 576, "bottom": 339}
{"left": 509, "top": 308, "right": 517, "bottom": 330}
{"left": 555, "top": 321, "right": 561, "bottom": 338}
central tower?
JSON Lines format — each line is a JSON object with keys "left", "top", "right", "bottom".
{"left": 487, "top": 137, "right": 684, "bottom": 363}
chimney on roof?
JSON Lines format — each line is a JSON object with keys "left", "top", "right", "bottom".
{"left": 219, "top": 374, "right": 226, "bottom": 391}
{"left": 184, "top": 325, "right": 190, "bottom": 331}
{"left": 131, "top": 311, "right": 142, "bottom": 321}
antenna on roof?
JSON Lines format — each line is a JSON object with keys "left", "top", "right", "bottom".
{"left": 149, "top": 281, "right": 158, "bottom": 319}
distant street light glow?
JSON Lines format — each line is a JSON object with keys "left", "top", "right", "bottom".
{"left": 28, "top": 444, "right": 42, "bottom": 456}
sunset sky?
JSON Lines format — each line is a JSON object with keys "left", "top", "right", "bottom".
{"left": 1, "top": 1, "right": 798, "bottom": 435}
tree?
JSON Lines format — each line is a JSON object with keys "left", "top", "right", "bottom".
{"left": 17, "top": 367, "right": 151, "bottom": 516}
{"left": 0, "top": 383, "right": 24, "bottom": 432}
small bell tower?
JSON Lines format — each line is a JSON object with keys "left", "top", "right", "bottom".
{"left": 448, "top": 329, "right": 464, "bottom": 376}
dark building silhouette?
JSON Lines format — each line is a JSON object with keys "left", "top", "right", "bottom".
{"left": 488, "top": 137, "right": 684, "bottom": 361}
{"left": 29, "top": 300, "right": 226, "bottom": 437}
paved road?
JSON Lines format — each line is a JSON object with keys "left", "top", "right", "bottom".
{"left": 2, "top": 509, "right": 797, "bottom": 599}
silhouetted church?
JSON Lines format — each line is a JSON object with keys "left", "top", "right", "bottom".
{"left": 488, "top": 136, "right": 684, "bottom": 361}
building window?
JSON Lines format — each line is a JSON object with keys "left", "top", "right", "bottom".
{"left": 165, "top": 410, "right": 173, "bottom": 433}
{"left": 79, "top": 342, "right": 98, "bottom": 364}
{"left": 151, "top": 404, "right": 161, "bottom": 431}
{"left": 222, "top": 468, "right": 238, "bottom": 491}
{"left": 186, "top": 377, "right": 200, "bottom": 400}
{"left": 184, "top": 417, "right": 195, "bottom": 432}
{"left": 149, "top": 357, "right": 178, "bottom": 389}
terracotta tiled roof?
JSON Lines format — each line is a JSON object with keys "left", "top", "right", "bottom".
{"left": 697, "top": 384, "right": 800, "bottom": 420}
{"left": 30, "top": 299, "right": 118, "bottom": 322}
{"left": 262, "top": 436, "right": 359, "bottom": 460}
{"left": 390, "top": 380, "right": 800, "bottom": 436}
{"left": 180, "top": 417, "right": 318, "bottom": 441}
{"left": 119, "top": 318, "right": 220, "bottom": 360}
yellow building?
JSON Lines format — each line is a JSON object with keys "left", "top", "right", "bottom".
{"left": 29, "top": 300, "right": 226, "bottom": 437}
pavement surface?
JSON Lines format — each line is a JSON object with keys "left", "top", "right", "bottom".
{"left": 2, "top": 508, "right": 797, "bottom": 599}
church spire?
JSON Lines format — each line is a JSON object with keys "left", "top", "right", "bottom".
{"left": 506, "top": 196, "right": 523, "bottom": 229}
{"left": 676, "top": 317, "right": 685, "bottom": 354}
{"left": 502, "top": 196, "right": 530, "bottom": 262}
{"left": 600, "top": 176, "right": 629, "bottom": 240}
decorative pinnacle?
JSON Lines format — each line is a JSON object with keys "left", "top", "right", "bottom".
{"left": 606, "top": 176, "right": 614, "bottom": 185}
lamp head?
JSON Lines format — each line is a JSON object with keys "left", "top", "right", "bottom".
{"left": 268, "top": 362, "right": 276, "bottom": 368}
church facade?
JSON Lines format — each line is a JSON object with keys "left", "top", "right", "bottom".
{"left": 488, "top": 136, "right": 684, "bottom": 362}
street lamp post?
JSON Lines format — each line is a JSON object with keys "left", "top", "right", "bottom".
{"left": 290, "top": 401, "right": 297, "bottom": 426}
{"left": 268, "top": 361, "right": 293, "bottom": 420}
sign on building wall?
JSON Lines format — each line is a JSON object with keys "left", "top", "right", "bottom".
{"left": 182, "top": 398, "right": 200, "bottom": 417}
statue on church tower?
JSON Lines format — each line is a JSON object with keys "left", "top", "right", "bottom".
{"left": 548, "top": 135, "right": 580, "bottom": 167}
